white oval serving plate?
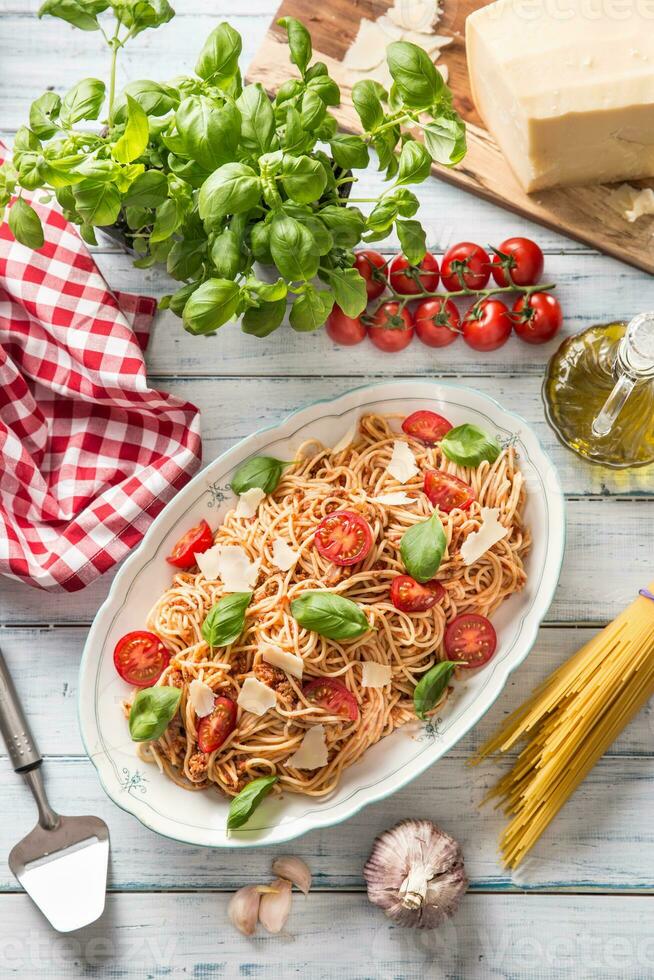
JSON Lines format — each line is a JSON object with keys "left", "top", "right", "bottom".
{"left": 79, "top": 380, "right": 565, "bottom": 848}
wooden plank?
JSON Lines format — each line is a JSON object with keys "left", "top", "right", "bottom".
{"left": 1, "top": 893, "right": 654, "bottom": 980}
{"left": 0, "top": 499, "right": 648, "bottom": 626}
{"left": 1, "top": 754, "right": 653, "bottom": 892}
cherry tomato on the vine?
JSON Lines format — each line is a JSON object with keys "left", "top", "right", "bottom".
{"left": 414, "top": 298, "right": 460, "bottom": 348}
{"left": 389, "top": 252, "right": 440, "bottom": 295}
{"left": 353, "top": 249, "right": 387, "bottom": 300}
{"left": 326, "top": 305, "right": 366, "bottom": 346}
{"left": 463, "top": 298, "right": 512, "bottom": 352}
{"left": 440, "top": 242, "right": 490, "bottom": 291}
{"left": 367, "top": 302, "right": 414, "bottom": 352}
{"left": 512, "top": 292, "right": 562, "bottom": 344}
{"left": 491, "top": 237, "right": 544, "bottom": 287}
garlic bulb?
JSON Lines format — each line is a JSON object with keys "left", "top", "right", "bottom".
{"left": 272, "top": 855, "right": 312, "bottom": 895}
{"left": 364, "top": 819, "right": 467, "bottom": 928}
{"left": 228, "top": 885, "right": 261, "bottom": 936}
{"left": 258, "top": 878, "right": 292, "bottom": 934}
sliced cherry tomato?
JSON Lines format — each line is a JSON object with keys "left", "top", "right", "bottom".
{"left": 512, "top": 292, "right": 563, "bottom": 345}
{"left": 314, "top": 509, "right": 373, "bottom": 566}
{"left": 167, "top": 519, "right": 213, "bottom": 568}
{"left": 491, "top": 237, "right": 544, "bottom": 287}
{"left": 440, "top": 242, "right": 490, "bottom": 291}
{"left": 414, "top": 297, "right": 460, "bottom": 348}
{"left": 391, "top": 575, "right": 445, "bottom": 612}
{"left": 114, "top": 631, "right": 170, "bottom": 688}
{"left": 424, "top": 470, "right": 475, "bottom": 513}
{"left": 197, "top": 696, "right": 238, "bottom": 754}
{"left": 402, "top": 410, "right": 453, "bottom": 445}
{"left": 353, "top": 249, "right": 387, "bottom": 300}
{"left": 303, "top": 677, "right": 359, "bottom": 721}
{"left": 463, "top": 298, "right": 512, "bottom": 352}
{"left": 367, "top": 302, "right": 414, "bottom": 352}
{"left": 389, "top": 252, "right": 440, "bottom": 295}
{"left": 326, "top": 305, "right": 366, "bottom": 346}
{"left": 444, "top": 613, "right": 497, "bottom": 668}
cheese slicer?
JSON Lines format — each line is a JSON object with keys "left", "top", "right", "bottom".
{"left": 0, "top": 646, "right": 110, "bottom": 932}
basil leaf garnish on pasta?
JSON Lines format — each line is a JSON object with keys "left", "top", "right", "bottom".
{"left": 128, "top": 687, "right": 181, "bottom": 742}
{"left": 440, "top": 424, "right": 501, "bottom": 467}
{"left": 202, "top": 592, "right": 252, "bottom": 648}
{"left": 400, "top": 511, "right": 446, "bottom": 583}
{"left": 231, "top": 456, "right": 290, "bottom": 494}
{"left": 291, "top": 591, "right": 370, "bottom": 640}
{"left": 413, "top": 661, "right": 460, "bottom": 720}
{"left": 227, "top": 775, "right": 278, "bottom": 830}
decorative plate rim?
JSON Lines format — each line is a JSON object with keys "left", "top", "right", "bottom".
{"left": 78, "top": 380, "right": 566, "bottom": 848}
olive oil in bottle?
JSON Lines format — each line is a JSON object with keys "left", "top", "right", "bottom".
{"left": 543, "top": 313, "right": 654, "bottom": 468}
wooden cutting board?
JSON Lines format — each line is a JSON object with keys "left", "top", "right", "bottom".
{"left": 247, "top": 0, "right": 654, "bottom": 274}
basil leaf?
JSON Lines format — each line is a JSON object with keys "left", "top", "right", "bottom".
{"left": 247, "top": 276, "right": 288, "bottom": 303}
{"left": 291, "top": 591, "right": 370, "bottom": 641}
{"left": 29, "top": 92, "right": 61, "bottom": 139}
{"left": 400, "top": 512, "right": 446, "bottom": 583}
{"left": 414, "top": 661, "right": 458, "bottom": 720}
{"left": 250, "top": 220, "right": 273, "bottom": 263}
{"left": 423, "top": 111, "right": 467, "bottom": 167}
{"left": 241, "top": 298, "right": 287, "bottom": 338}
{"left": 170, "top": 280, "right": 200, "bottom": 317}
{"left": 306, "top": 74, "right": 340, "bottom": 107}
{"left": 317, "top": 204, "right": 365, "bottom": 248}
{"left": 183, "top": 278, "right": 240, "bottom": 336}
{"left": 278, "top": 16, "right": 312, "bottom": 76}
{"left": 150, "top": 197, "right": 181, "bottom": 243}
{"left": 129, "top": 687, "right": 181, "bottom": 742}
{"left": 167, "top": 239, "right": 206, "bottom": 281}
{"left": 60, "top": 78, "right": 105, "bottom": 127}
{"left": 8, "top": 198, "right": 44, "bottom": 249}
{"left": 387, "top": 41, "right": 443, "bottom": 109}
{"left": 236, "top": 84, "right": 276, "bottom": 156}
{"left": 329, "top": 134, "right": 369, "bottom": 171}
{"left": 280, "top": 154, "right": 327, "bottom": 204}
{"left": 270, "top": 214, "right": 320, "bottom": 281}
{"left": 397, "top": 140, "right": 432, "bottom": 186}
{"left": 440, "top": 424, "right": 502, "bottom": 467}
{"left": 352, "top": 79, "right": 385, "bottom": 132}
{"left": 227, "top": 775, "right": 278, "bottom": 830}
{"left": 39, "top": 0, "right": 101, "bottom": 31}
{"left": 231, "top": 456, "right": 289, "bottom": 494}
{"left": 195, "top": 22, "right": 242, "bottom": 83}
{"left": 73, "top": 181, "right": 121, "bottom": 226}
{"left": 202, "top": 592, "right": 252, "bottom": 648}
{"left": 198, "top": 162, "right": 261, "bottom": 228}
{"left": 282, "top": 107, "right": 307, "bottom": 154}
{"left": 396, "top": 219, "right": 426, "bottom": 267}
{"left": 326, "top": 267, "right": 367, "bottom": 318}
{"left": 176, "top": 97, "right": 241, "bottom": 170}
{"left": 289, "top": 287, "right": 333, "bottom": 332}
{"left": 209, "top": 229, "right": 242, "bottom": 280}
{"left": 113, "top": 94, "right": 149, "bottom": 164}
{"left": 117, "top": 80, "right": 179, "bottom": 120}
{"left": 300, "top": 90, "right": 326, "bottom": 132}
{"left": 123, "top": 170, "right": 168, "bottom": 208}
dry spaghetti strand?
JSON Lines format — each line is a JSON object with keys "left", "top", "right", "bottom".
{"left": 135, "top": 412, "right": 529, "bottom": 801}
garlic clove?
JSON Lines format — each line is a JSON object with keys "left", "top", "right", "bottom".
{"left": 228, "top": 885, "right": 261, "bottom": 936}
{"left": 258, "top": 877, "right": 292, "bottom": 934}
{"left": 272, "top": 855, "right": 312, "bottom": 895}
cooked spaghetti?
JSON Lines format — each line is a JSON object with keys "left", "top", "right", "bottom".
{"left": 132, "top": 412, "right": 530, "bottom": 800}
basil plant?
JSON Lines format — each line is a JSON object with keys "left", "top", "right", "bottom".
{"left": 1, "top": 1, "right": 467, "bottom": 339}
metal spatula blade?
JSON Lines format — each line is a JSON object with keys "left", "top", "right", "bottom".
{"left": 0, "top": 648, "right": 110, "bottom": 932}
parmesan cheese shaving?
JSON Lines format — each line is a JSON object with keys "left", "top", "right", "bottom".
{"left": 237, "top": 676, "right": 277, "bottom": 716}
{"left": 262, "top": 644, "right": 304, "bottom": 680}
{"left": 197, "top": 544, "right": 261, "bottom": 592}
{"left": 460, "top": 507, "right": 508, "bottom": 566}
{"left": 612, "top": 184, "right": 654, "bottom": 222}
{"left": 287, "top": 725, "right": 328, "bottom": 770}
{"left": 372, "top": 491, "right": 417, "bottom": 506}
{"left": 271, "top": 537, "right": 300, "bottom": 571}
{"left": 361, "top": 662, "right": 393, "bottom": 688}
{"left": 388, "top": 0, "right": 441, "bottom": 32}
{"left": 188, "top": 679, "right": 215, "bottom": 718}
{"left": 342, "top": 19, "right": 387, "bottom": 71}
{"left": 387, "top": 440, "right": 419, "bottom": 483}
{"left": 332, "top": 420, "right": 359, "bottom": 455}
{"left": 235, "top": 487, "right": 265, "bottom": 518}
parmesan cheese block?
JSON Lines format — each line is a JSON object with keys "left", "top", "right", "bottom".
{"left": 466, "top": 0, "right": 654, "bottom": 191}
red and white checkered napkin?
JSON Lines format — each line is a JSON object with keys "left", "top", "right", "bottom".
{"left": 0, "top": 182, "right": 202, "bottom": 592}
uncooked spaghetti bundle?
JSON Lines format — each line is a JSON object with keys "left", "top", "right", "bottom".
{"left": 471, "top": 584, "right": 654, "bottom": 868}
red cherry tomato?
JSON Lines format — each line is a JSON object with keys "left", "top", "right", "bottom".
{"left": 414, "top": 298, "right": 460, "bottom": 348}
{"left": 353, "top": 249, "right": 387, "bottom": 300}
{"left": 326, "top": 305, "right": 366, "bottom": 346}
{"left": 512, "top": 292, "right": 563, "bottom": 344}
{"left": 441, "top": 242, "right": 490, "bottom": 291}
{"left": 424, "top": 470, "right": 475, "bottom": 513}
{"left": 197, "top": 696, "right": 238, "bottom": 753}
{"left": 444, "top": 613, "right": 497, "bottom": 668}
{"left": 491, "top": 237, "right": 544, "bottom": 287}
{"left": 390, "top": 575, "right": 445, "bottom": 612}
{"left": 367, "top": 302, "right": 414, "bottom": 352}
{"left": 389, "top": 252, "right": 440, "bottom": 295}
{"left": 402, "top": 410, "right": 453, "bottom": 445}
{"left": 314, "top": 509, "right": 373, "bottom": 566}
{"left": 463, "top": 299, "right": 512, "bottom": 352}
{"left": 114, "top": 631, "right": 170, "bottom": 688}
{"left": 303, "top": 677, "right": 359, "bottom": 721}
{"left": 167, "top": 519, "right": 213, "bottom": 568}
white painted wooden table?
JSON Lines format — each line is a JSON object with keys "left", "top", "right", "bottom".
{"left": 1, "top": 2, "right": 654, "bottom": 977}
